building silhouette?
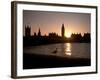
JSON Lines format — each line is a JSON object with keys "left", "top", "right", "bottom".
{"left": 49, "top": 32, "right": 58, "bottom": 37}
{"left": 61, "top": 24, "right": 65, "bottom": 38}
{"left": 38, "top": 28, "right": 41, "bottom": 36}
{"left": 23, "top": 24, "right": 90, "bottom": 47}
{"left": 25, "top": 25, "right": 31, "bottom": 37}
{"left": 83, "top": 33, "right": 90, "bottom": 42}
{"left": 34, "top": 32, "right": 36, "bottom": 36}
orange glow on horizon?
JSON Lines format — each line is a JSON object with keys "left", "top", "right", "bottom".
{"left": 65, "top": 31, "right": 71, "bottom": 38}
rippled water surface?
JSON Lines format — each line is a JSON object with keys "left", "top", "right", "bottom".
{"left": 24, "top": 43, "right": 90, "bottom": 59}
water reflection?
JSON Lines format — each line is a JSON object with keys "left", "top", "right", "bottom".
{"left": 24, "top": 43, "right": 90, "bottom": 58}
{"left": 65, "top": 43, "right": 72, "bottom": 56}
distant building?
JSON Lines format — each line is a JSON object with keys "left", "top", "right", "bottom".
{"left": 34, "top": 32, "right": 36, "bottom": 36}
{"left": 49, "top": 32, "right": 58, "bottom": 37}
{"left": 61, "top": 24, "right": 65, "bottom": 38}
{"left": 83, "top": 33, "right": 90, "bottom": 38}
{"left": 25, "top": 25, "right": 31, "bottom": 37}
{"left": 38, "top": 28, "right": 41, "bottom": 36}
{"left": 83, "top": 33, "right": 90, "bottom": 42}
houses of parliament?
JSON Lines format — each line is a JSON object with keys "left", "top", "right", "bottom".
{"left": 25, "top": 24, "right": 65, "bottom": 38}
{"left": 23, "top": 24, "right": 90, "bottom": 46}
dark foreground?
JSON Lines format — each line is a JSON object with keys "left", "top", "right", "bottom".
{"left": 23, "top": 53, "right": 91, "bottom": 69}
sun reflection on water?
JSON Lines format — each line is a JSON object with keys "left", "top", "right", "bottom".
{"left": 65, "top": 43, "right": 72, "bottom": 56}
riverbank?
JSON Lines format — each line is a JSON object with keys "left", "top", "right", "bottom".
{"left": 23, "top": 53, "right": 90, "bottom": 69}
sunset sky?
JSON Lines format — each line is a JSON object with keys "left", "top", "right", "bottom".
{"left": 23, "top": 10, "right": 90, "bottom": 37}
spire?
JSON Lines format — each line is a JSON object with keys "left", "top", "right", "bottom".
{"left": 38, "top": 28, "right": 41, "bottom": 36}
{"left": 25, "top": 25, "right": 31, "bottom": 37}
{"left": 61, "top": 23, "right": 65, "bottom": 38}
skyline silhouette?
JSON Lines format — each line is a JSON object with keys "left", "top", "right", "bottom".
{"left": 24, "top": 24, "right": 90, "bottom": 38}
{"left": 23, "top": 24, "right": 90, "bottom": 46}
